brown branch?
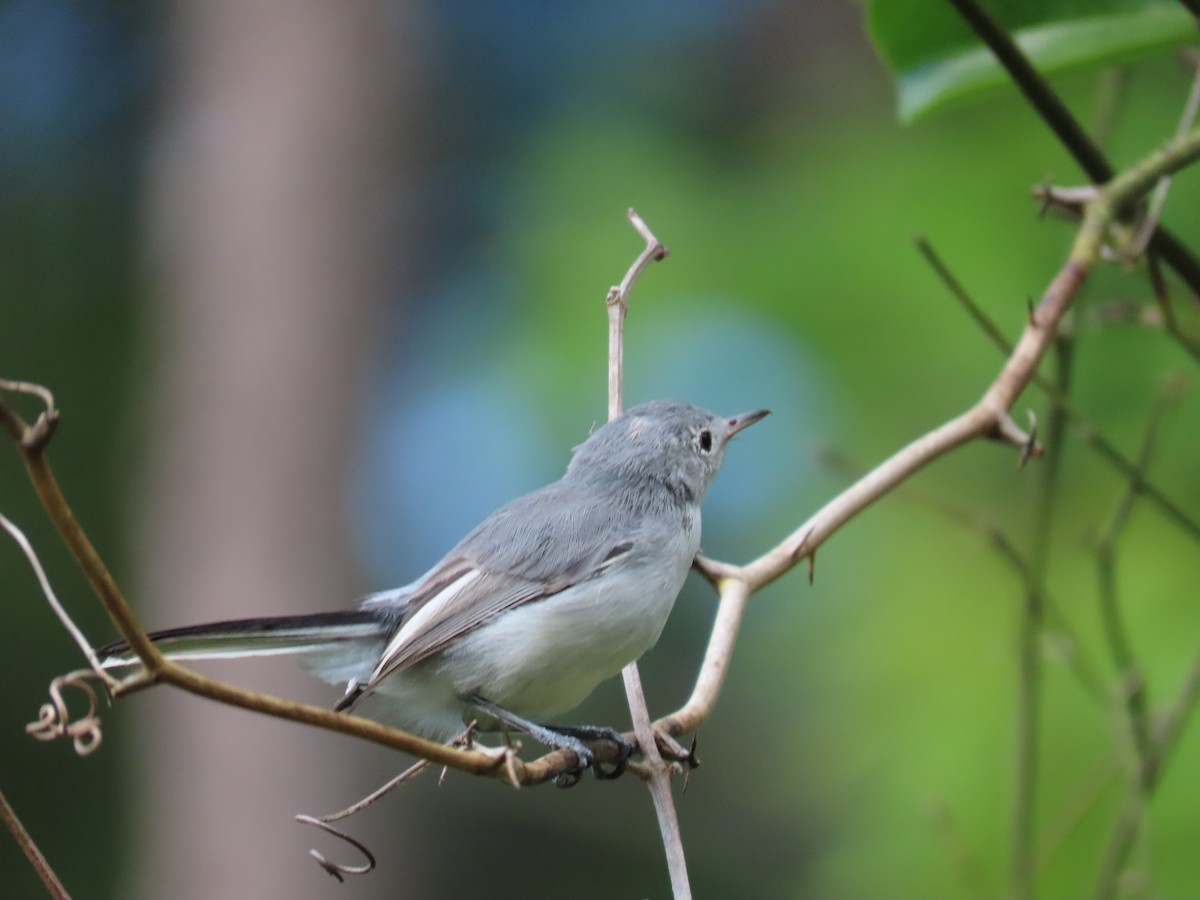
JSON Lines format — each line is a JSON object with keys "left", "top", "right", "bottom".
{"left": 671, "top": 123, "right": 1200, "bottom": 743}
{"left": 0, "top": 383, "right": 571, "bottom": 786}
{"left": 1, "top": 785, "right": 71, "bottom": 900}
{"left": 7, "top": 121, "right": 1200, "bottom": 833}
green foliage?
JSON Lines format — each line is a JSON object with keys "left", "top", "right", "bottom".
{"left": 867, "top": 0, "right": 1197, "bottom": 120}
{"left": 497, "top": 46, "right": 1200, "bottom": 896}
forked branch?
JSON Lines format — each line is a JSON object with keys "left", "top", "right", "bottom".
{"left": 667, "top": 122, "right": 1200, "bottom": 741}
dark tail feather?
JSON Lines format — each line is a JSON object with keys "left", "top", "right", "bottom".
{"left": 97, "top": 610, "right": 389, "bottom": 679}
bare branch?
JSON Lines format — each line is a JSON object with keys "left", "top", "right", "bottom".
{"left": 0, "top": 513, "right": 121, "bottom": 691}
{"left": 946, "top": 0, "right": 1200, "bottom": 298}
{"left": 605, "top": 209, "right": 691, "bottom": 900}
{"left": 0, "top": 379, "right": 58, "bottom": 450}
{"left": 607, "top": 207, "right": 669, "bottom": 420}
{"left": 656, "top": 121, "right": 1200, "bottom": 746}
{"left": 1097, "top": 392, "right": 1174, "bottom": 771}
{"left": 0, "top": 786, "right": 70, "bottom": 900}
{"left": 917, "top": 236, "right": 1200, "bottom": 541}
{"left": 1012, "top": 334, "right": 1072, "bottom": 898}
{"left": 1130, "top": 57, "right": 1200, "bottom": 256}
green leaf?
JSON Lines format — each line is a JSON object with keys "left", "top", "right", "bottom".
{"left": 867, "top": 0, "right": 1198, "bottom": 121}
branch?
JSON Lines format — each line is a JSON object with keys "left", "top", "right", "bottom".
{"left": 1096, "top": 643, "right": 1200, "bottom": 899}
{"left": 916, "top": 238, "right": 1200, "bottom": 544}
{"left": 667, "top": 123, "right": 1200, "bottom": 742}
{"left": 1096, "top": 393, "right": 1173, "bottom": 770}
{"left": 1012, "top": 334, "right": 1073, "bottom": 898}
{"left": 1, "top": 786, "right": 70, "bottom": 900}
{"left": 606, "top": 209, "right": 691, "bottom": 900}
{"left": 0, "top": 383, "right": 574, "bottom": 786}
{"left": 946, "top": 0, "right": 1200, "bottom": 299}
{"left": 607, "top": 208, "right": 668, "bottom": 421}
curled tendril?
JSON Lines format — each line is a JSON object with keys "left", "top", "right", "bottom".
{"left": 294, "top": 815, "right": 376, "bottom": 881}
{"left": 26, "top": 670, "right": 103, "bottom": 756}
{"left": 291, "top": 723, "right": 490, "bottom": 879}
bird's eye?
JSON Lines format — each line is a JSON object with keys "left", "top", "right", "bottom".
{"left": 698, "top": 429, "right": 713, "bottom": 453}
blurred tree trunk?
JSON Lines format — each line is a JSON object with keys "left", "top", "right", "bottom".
{"left": 134, "top": 2, "right": 421, "bottom": 896}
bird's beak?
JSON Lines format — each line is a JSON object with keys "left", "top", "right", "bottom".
{"left": 725, "top": 408, "right": 771, "bottom": 439}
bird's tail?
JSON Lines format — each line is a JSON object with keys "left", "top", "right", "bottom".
{"left": 97, "top": 611, "right": 391, "bottom": 687}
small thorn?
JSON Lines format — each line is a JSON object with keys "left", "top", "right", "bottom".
{"left": 807, "top": 551, "right": 817, "bottom": 585}
{"left": 1019, "top": 409, "right": 1041, "bottom": 468}
{"left": 1036, "top": 180, "right": 1054, "bottom": 219}
{"left": 680, "top": 735, "right": 701, "bottom": 792}
{"left": 1027, "top": 297, "right": 1039, "bottom": 328}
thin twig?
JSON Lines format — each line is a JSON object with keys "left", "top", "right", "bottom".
{"left": 318, "top": 759, "right": 429, "bottom": 823}
{"left": 1147, "top": 255, "right": 1200, "bottom": 364}
{"left": 0, "top": 513, "right": 120, "bottom": 690}
{"left": 7, "top": 124, "right": 1200, "bottom": 799}
{"left": 1131, "top": 57, "right": 1200, "bottom": 256}
{"left": 1012, "top": 334, "right": 1072, "bottom": 899}
{"left": 670, "top": 124, "right": 1200, "bottom": 744}
{"left": 817, "top": 446, "right": 1108, "bottom": 706}
{"left": 606, "top": 209, "right": 691, "bottom": 900}
{"left": 915, "top": 236, "right": 1015, "bottom": 352}
{"left": 294, "top": 815, "right": 376, "bottom": 881}
{"left": 0, "top": 388, "right": 541, "bottom": 780}
{"left": 0, "top": 785, "right": 71, "bottom": 900}
{"left": 290, "top": 758, "right": 430, "bottom": 881}
{"left": 947, "top": 0, "right": 1112, "bottom": 181}
{"left": 1096, "top": 394, "right": 1174, "bottom": 772}
{"left": 916, "top": 236, "right": 1200, "bottom": 543}
{"left": 1090, "top": 68, "right": 1128, "bottom": 154}
{"left": 0, "top": 386, "right": 164, "bottom": 676}
{"left": 0, "top": 379, "right": 59, "bottom": 450}
{"left": 1037, "top": 752, "right": 1123, "bottom": 873}
{"left": 607, "top": 208, "right": 668, "bottom": 421}
{"left": 945, "top": 0, "right": 1200, "bottom": 298}
{"left": 1096, "top": 613, "right": 1200, "bottom": 898}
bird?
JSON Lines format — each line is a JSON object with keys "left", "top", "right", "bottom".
{"left": 99, "top": 399, "right": 768, "bottom": 773}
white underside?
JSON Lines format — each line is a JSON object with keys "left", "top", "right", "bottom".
{"left": 325, "top": 508, "right": 701, "bottom": 741}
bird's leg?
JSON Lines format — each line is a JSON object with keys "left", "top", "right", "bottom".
{"left": 467, "top": 696, "right": 634, "bottom": 785}
{"left": 539, "top": 724, "right": 637, "bottom": 780}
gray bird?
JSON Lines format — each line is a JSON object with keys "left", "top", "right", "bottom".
{"left": 100, "top": 399, "right": 768, "bottom": 772}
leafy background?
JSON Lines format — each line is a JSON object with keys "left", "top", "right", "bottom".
{"left": 1, "top": 1, "right": 1198, "bottom": 898}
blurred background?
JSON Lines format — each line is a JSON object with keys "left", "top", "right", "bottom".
{"left": 1, "top": 1, "right": 1198, "bottom": 898}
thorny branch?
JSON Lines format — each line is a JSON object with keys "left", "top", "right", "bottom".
{"left": 673, "top": 124, "right": 1200, "bottom": 740}
{"left": 915, "top": 237, "right": 1200, "bottom": 543}
{"left": 947, "top": 0, "right": 1200, "bottom": 299}
{"left": 4, "top": 120, "right": 1200, "bottom": 893}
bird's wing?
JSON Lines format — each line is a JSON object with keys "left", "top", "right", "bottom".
{"left": 363, "top": 479, "right": 639, "bottom": 688}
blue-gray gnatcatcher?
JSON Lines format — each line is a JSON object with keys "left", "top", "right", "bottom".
{"left": 100, "top": 399, "right": 768, "bottom": 771}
